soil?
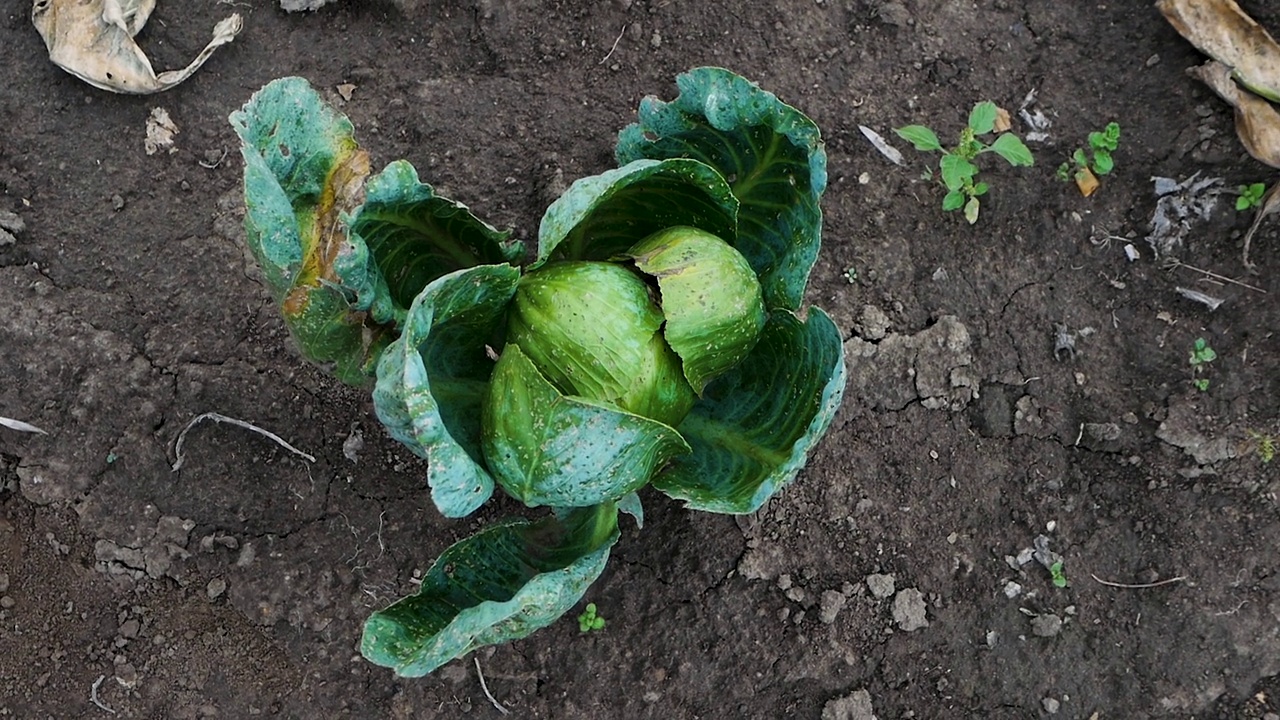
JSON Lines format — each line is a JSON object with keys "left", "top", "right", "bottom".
{"left": 1, "top": 1, "right": 1279, "bottom": 718}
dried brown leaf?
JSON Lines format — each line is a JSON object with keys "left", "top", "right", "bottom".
{"left": 1241, "top": 180, "right": 1280, "bottom": 272}
{"left": 1187, "top": 61, "right": 1280, "bottom": 168}
{"left": 1158, "top": 0, "right": 1280, "bottom": 102}
{"left": 32, "top": 0, "right": 241, "bottom": 94}
{"left": 993, "top": 106, "right": 1012, "bottom": 134}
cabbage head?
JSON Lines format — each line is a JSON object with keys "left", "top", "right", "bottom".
{"left": 232, "top": 67, "right": 844, "bottom": 678}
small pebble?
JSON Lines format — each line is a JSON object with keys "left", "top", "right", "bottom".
{"left": 866, "top": 573, "right": 895, "bottom": 599}
{"left": 119, "top": 618, "right": 140, "bottom": 638}
{"left": 1042, "top": 697, "right": 1060, "bottom": 714}
{"left": 1031, "top": 613, "right": 1063, "bottom": 637}
{"left": 0, "top": 572, "right": 9, "bottom": 593}
{"left": 0, "top": 596, "right": 14, "bottom": 609}
{"left": 0, "top": 210, "right": 23, "bottom": 233}
{"left": 206, "top": 578, "right": 227, "bottom": 600}
{"left": 892, "top": 588, "right": 929, "bottom": 632}
{"left": 818, "top": 590, "right": 847, "bottom": 624}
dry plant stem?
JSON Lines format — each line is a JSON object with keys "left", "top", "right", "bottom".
{"left": 171, "top": 412, "right": 316, "bottom": 472}
{"left": 90, "top": 674, "right": 115, "bottom": 715}
{"left": 475, "top": 658, "right": 510, "bottom": 715}
{"left": 1168, "top": 259, "right": 1267, "bottom": 293}
{"left": 598, "top": 25, "right": 626, "bottom": 64}
{"left": 1241, "top": 181, "right": 1280, "bottom": 273}
{"left": 1090, "top": 573, "right": 1188, "bottom": 589}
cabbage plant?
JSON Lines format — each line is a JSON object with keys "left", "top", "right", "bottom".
{"left": 230, "top": 68, "right": 845, "bottom": 677}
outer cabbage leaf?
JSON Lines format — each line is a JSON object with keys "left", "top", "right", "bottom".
{"left": 373, "top": 264, "right": 519, "bottom": 518}
{"left": 231, "top": 76, "right": 387, "bottom": 384}
{"left": 362, "top": 503, "right": 619, "bottom": 678}
{"left": 535, "top": 158, "right": 738, "bottom": 268}
{"left": 346, "top": 161, "right": 520, "bottom": 329}
{"left": 616, "top": 66, "right": 827, "bottom": 312}
{"left": 652, "top": 309, "right": 846, "bottom": 514}
{"left": 483, "top": 345, "right": 690, "bottom": 508}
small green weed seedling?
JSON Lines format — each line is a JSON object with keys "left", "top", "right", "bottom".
{"left": 1237, "top": 182, "right": 1267, "bottom": 211}
{"left": 1057, "top": 122, "right": 1120, "bottom": 197}
{"left": 1049, "top": 560, "right": 1068, "bottom": 588}
{"left": 578, "top": 603, "right": 606, "bottom": 633}
{"left": 1189, "top": 337, "right": 1217, "bottom": 392}
{"left": 895, "top": 101, "right": 1034, "bottom": 224}
{"left": 1245, "top": 429, "right": 1276, "bottom": 464}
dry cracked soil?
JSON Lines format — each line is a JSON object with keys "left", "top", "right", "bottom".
{"left": 2, "top": 1, "right": 1279, "bottom": 718}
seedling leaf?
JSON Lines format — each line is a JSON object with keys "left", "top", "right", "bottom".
{"left": 986, "top": 133, "right": 1035, "bottom": 167}
{"left": 963, "top": 196, "right": 980, "bottom": 224}
{"left": 939, "top": 154, "right": 979, "bottom": 191}
{"left": 894, "top": 125, "right": 944, "bottom": 152}
{"left": 942, "top": 190, "right": 965, "bottom": 211}
{"left": 1092, "top": 150, "right": 1114, "bottom": 176}
{"left": 968, "top": 101, "right": 999, "bottom": 135}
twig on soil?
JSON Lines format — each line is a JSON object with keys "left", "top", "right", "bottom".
{"left": 1090, "top": 573, "right": 1187, "bottom": 589}
{"left": 598, "top": 25, "right": 626, "bottom": 64}
{"left": 171, "top": 412, "right": 315, "bottom": 472}
{"left": 90, "top": 674, "right": 116, "bottom": 714}
{"left": 1167, "top": 260, "right": 1266, "bottom": 294}
{"left": 475, "top": 658, "right": 510, "bottom": 715}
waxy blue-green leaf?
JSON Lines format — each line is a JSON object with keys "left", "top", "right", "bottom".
{"left": 535, "top": 158, "right": 738, "bottom": 268}
{"left": 616, "top": 67, "right": 827, "bottom": 311}
{"left": 373, "top": 264, "right": 520, "bottom": 518}
{"left": 346, "top": 161, "right": 520, "bottom": 328}
{"left": 231, "top": 76, "right": 388, "bottom": 384}
{"left": 483, "top": 345, "right": 690, "bottom": 508}
{"left": 628, "top": 226, "right": 765, "bottom": 393}
{"left": 362, "top": 503, "right": 619, "bottom": 677}
{"left": 507, "top": 261, "right": 695, "bottom": 427}
{"left": 652, "top": 309, "right": 846, "bottom": 514}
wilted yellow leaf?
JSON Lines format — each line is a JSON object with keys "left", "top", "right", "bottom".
{"left": 1074, "top": 167, "right": 1100, "bottom": 197}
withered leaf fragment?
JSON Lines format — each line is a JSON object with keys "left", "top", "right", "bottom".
{"left": 1241, "top": 181, "right": 1280, "bottom": 273}
{"left": 1158, "top": 0, "right": 1280, "bottom": 102}
{"left": 32, "top": 0, "right": 242, "bottom": 94}
{"left": 1187, "top": 61, "right": 1280, "bottom": 169}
